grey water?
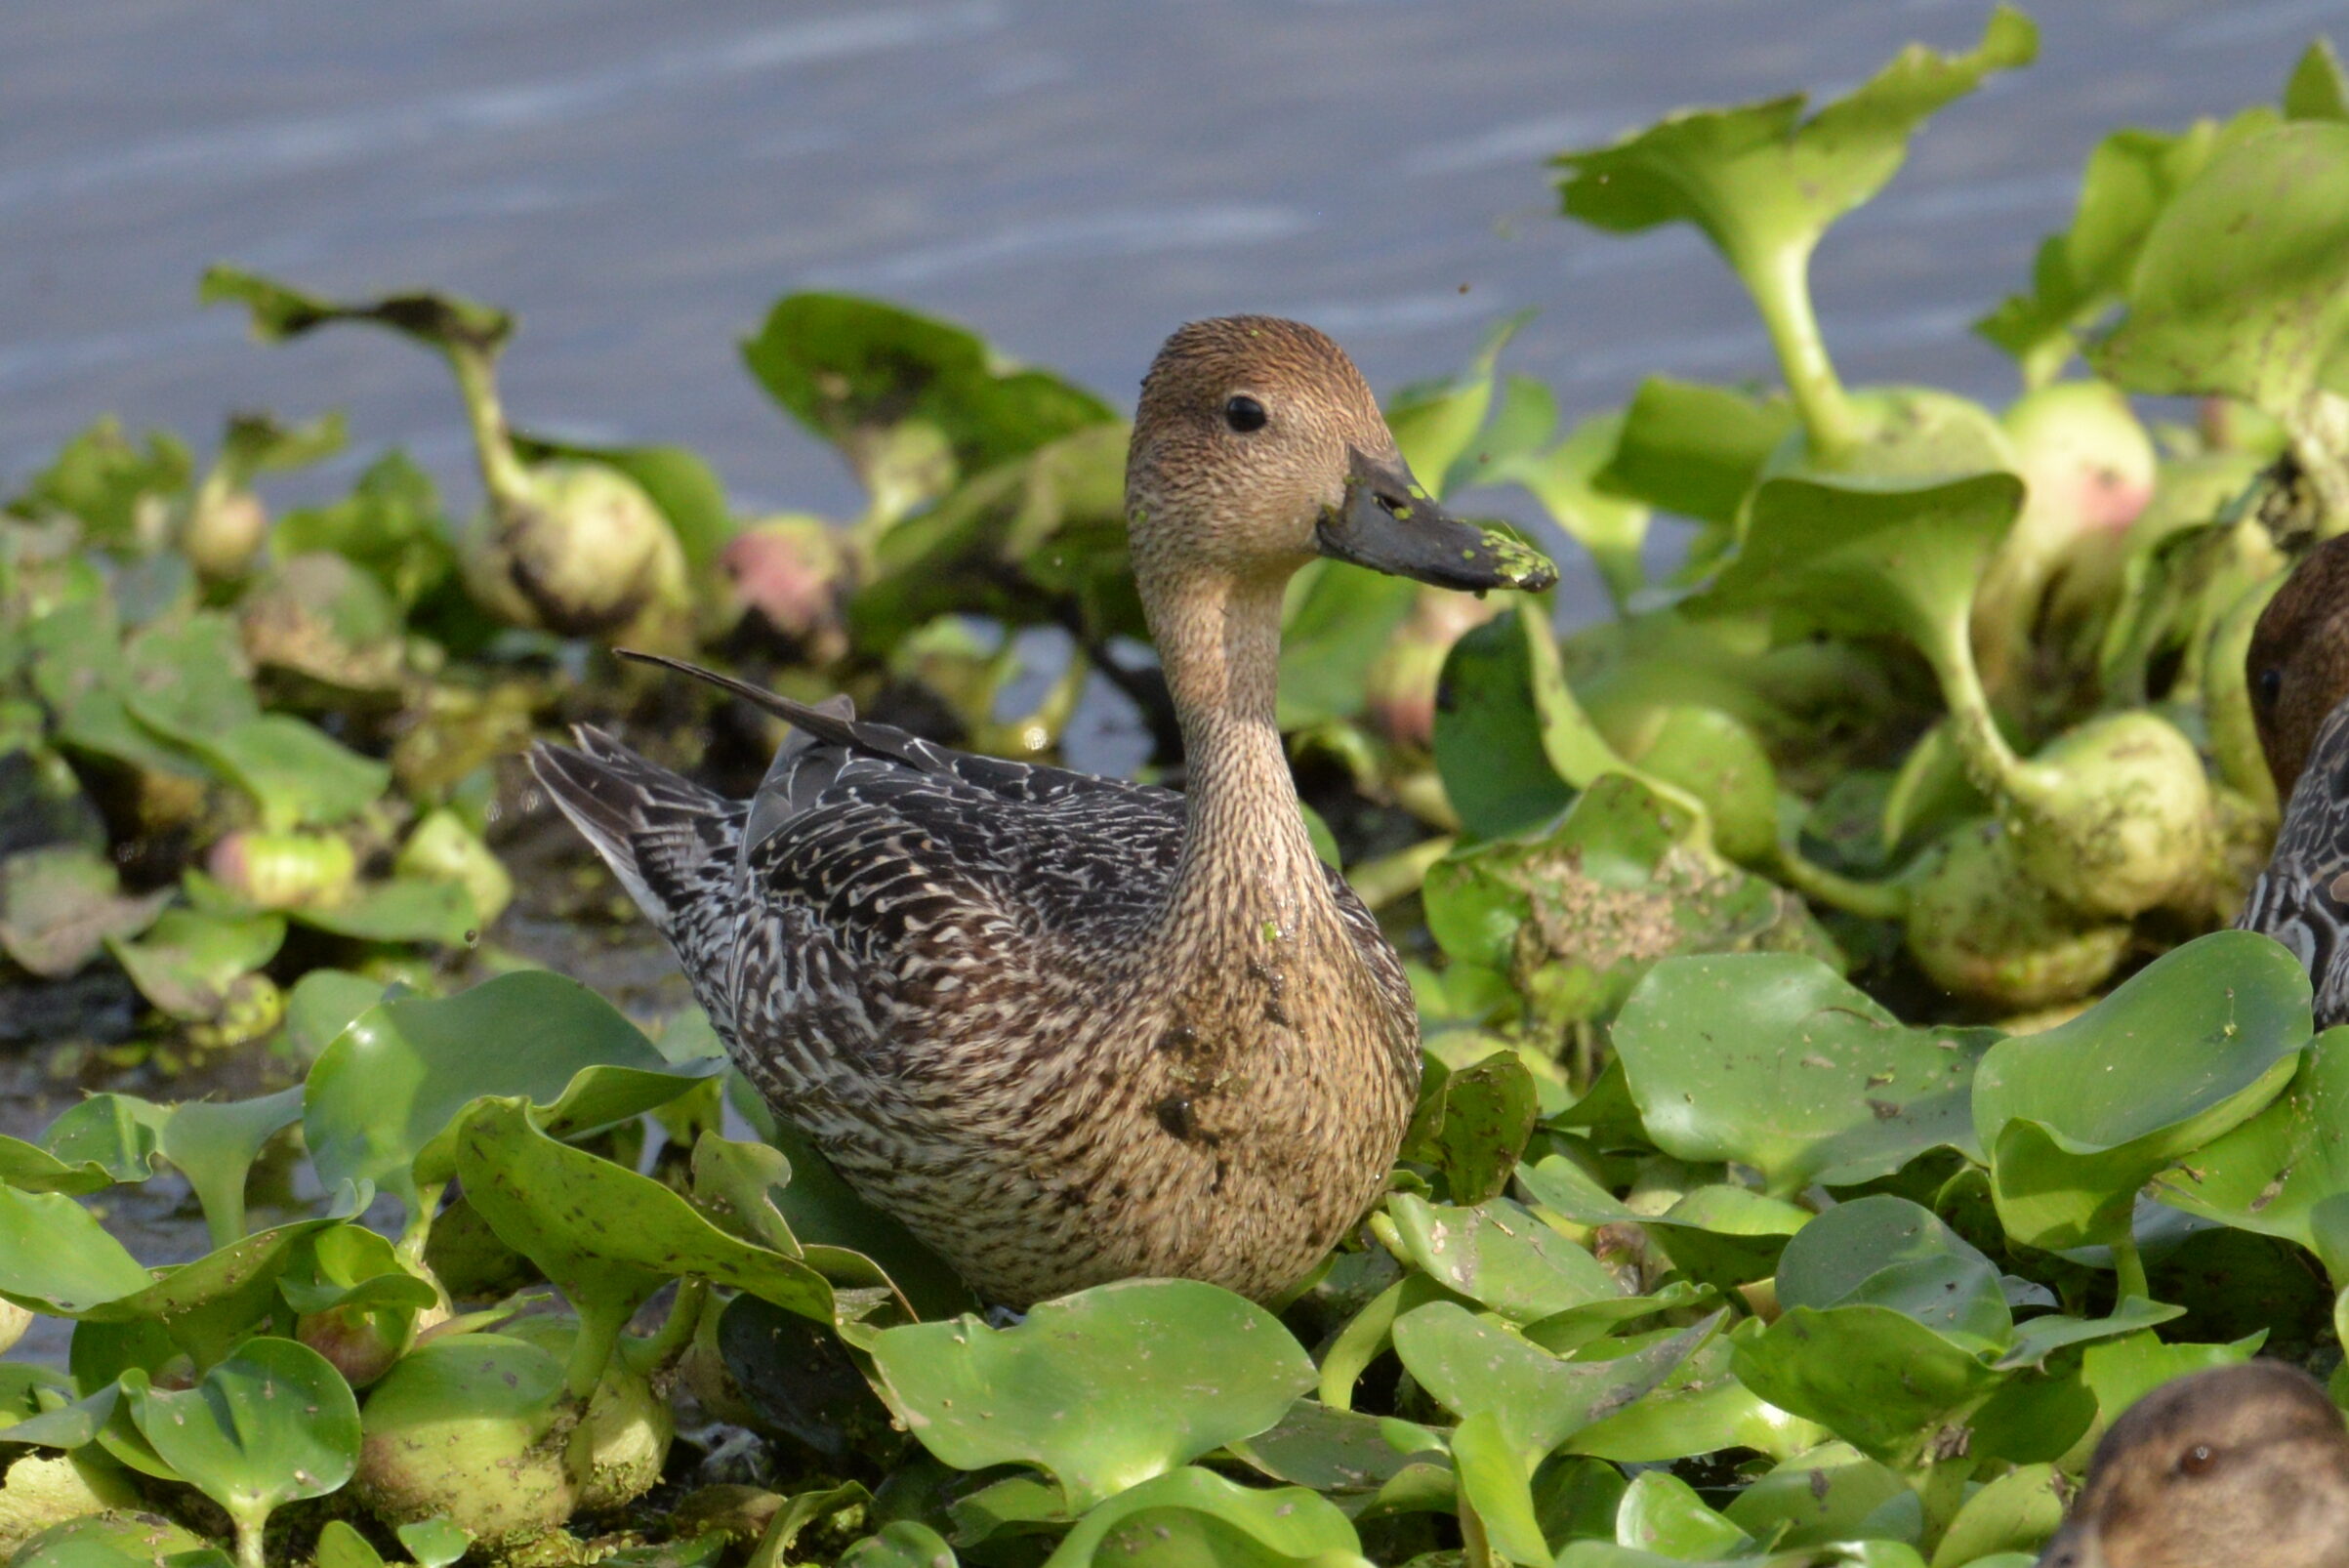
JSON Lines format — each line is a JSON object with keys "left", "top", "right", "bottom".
{"left": 9, "top": 0, "right": 2343, "bottom": 577}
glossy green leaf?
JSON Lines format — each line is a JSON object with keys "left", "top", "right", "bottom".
{"left": 272, "top": 451, "right": 456, "bottom": 609}
{"left": 2157, "top": 1025, "right": 2349, "bottom": 1276}
{"left": 2094, "top": 122, "right": 2349, "bottom": 419}
{"left": 1568, "top": 1330, "right": 1824, "bottom": 1465}
{"left": 840, "top": 1521, "right": 959, "bottom": 1568}
{"left": 1387, "top": 311, "right": 1531, "bottom": 496}
{"left": 742, "top": 293, "right": 1114, "bottom": 521}
{"left": 1929, "top": 1465, "right": 2062, "bottom": 1568}
{"left": 160, "top": 1087, "right": 306, "bottom": 1249}
{"left": 0, "top": 1186, "right": 152, "bottom": 1313}
{"left": 1276, "top": 562, "right": 1419, "bottom": 730}
{"left": 1613, "top": 954, "right": 1994, "bottom": 1194}
{"left": 1393, "top": 1302, "right": 1716, "bottom": 1465}
{"left": 393, "top": 1520, "right": 474, "bottom": 1568}
{"left": 1724, "top": 1442, "right": 1910, "bottom": 1551}
{"left": 1514, "top": 1156, "right": 1809, "bottom": 1295}
{"left": 313, "top": 1520, "right": 386, "bottom": 1568}
{"left": 1556, "top": 10, "right": 2034, "bottom": 259}
{"left": 1977, "top": 111, "right": 2278, "bottom": 383}
{"left": 1453, "top": 1410, "right": 1550, "bottom": 1566}
{"left": 1431, "top": 611, "right": 1575, "bottom": 843}
{"left": 453, "top": 1097, "right": 840, "bottom": 1389}
{"left": 1972, "top": 930, "right": 2311, "bottom": 1251}
{"left": 1399, "top": 1050, "right": 1541, "bottom": 1204}
{"left": 1380, "top": 1194, "right": 1621, "bottom": 1322}
{"left": 11, "top": 416, "right": 192, "bottom": 545}
{"left": 104, "top": 908, "right": 284, "bottom": 1023}
{"left": 1774, "top": 1196, "right": 2009, "bottom": 1352}
{"left": 279, "top": 970, "right": 384, "bottom": 1063}
{"left": 1224, "top": 1398, "right": 1445, "bottom": 1498}
{"left": 861, "top": 1279, "right": 1313, "bottom": 1511}
{"left": 136, "top": 711, "right": 390, "bottom": 831}
{"left": 304, "top": 970, "right": 683, "bottom": 1222}
{"left": 1039, "top": 1466, "right": 1367, "bottom": 1568}
{"left": 1697, "top": 472, "right": 2023, "bottom": 657}
{"left": 1595, "top": 378, "right": 1793, "bottom": 527}
{"left": 1615, "top": 1470, "right": 1750, "bottom": 1557}
{"left": 122, "top": 1337, "right": 359, "bottom": 1547}
{"left": 1731, "top": 1305, "right": 1999, "bottom": 1469}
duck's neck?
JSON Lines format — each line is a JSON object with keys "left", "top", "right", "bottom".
{"left": 1145, "top": 565, "right": 1334, "bottom": 946}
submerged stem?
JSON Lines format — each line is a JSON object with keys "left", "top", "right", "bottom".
{"left": 231, "top": 1507, "right": 267, "bottom": 1568}
{"left": 627, "top": 1278, "right": 710, "bottom": 1374}
{"left": 1738, "top": 236, "right": 1861, "bottom": 464}
{"left": 1772, "top": 842, "right": 1912, "bottom": 923}
{"left": 563, "top": 1303, "right": 629, "bottom": 1403}
{"left": 1916, "top": 601, "right": 2029, "bottom": 802}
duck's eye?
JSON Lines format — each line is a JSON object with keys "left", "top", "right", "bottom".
{"left": 1223, "top": 395, "right": 1268, "bottom": 433}
{"left": 2255, "top": 666, "right": 2284, "bottom": 708}
{"left": 2179, "top": 1443, "right": 2218, "bottom": 1476}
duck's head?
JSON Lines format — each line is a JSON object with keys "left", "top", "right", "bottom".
{"left": 2246, "top": 534, "right": 2349, "bottom": 796}
{"left": 1125, "top": 315, "right": 1556, "bottom": 597}
{"left": 2036, "top": 1361, "right": 2349, "bottom": 1568}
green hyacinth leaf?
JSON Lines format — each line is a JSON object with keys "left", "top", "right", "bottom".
{"left": 2094, "top": 122, "right": 2349, "bottom": 421}
{"left": 1730, "top": 1305, "right": 2000, "bottom": 1471}
{"left": 1393, "top": 1302, "right": 1717, "bottom": 1466}
{"left": 121, "top": 1337, "right": 359, "bottom": 1552}
{"left": 0, "top": 1186, "right": 153, "bottom": 1315}
{"left": 862, "top": 1279, "right": 1314, "bottom": 1512}
{"left": 1380, "top": 1193, "right": 1622, "bottom": 1322}
{"left": 2155, "top": 1025, "right": 2349, "bottom": 1277}
{"left": 1039, "top": 1466, "right": 1368, "bottom": 1568}
{"left": 1972, "top": 930, "right": 2311, "bottom": 1253}
{"left": 1613, "top": 954, "right": 1996, "bottom": 1194}
{"left": 304, "top": 970, "right": 694, "bottom": 1225}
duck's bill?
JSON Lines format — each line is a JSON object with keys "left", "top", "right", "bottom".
{"left": 1315, "top": 450, "right": 1558, "bottom": 594}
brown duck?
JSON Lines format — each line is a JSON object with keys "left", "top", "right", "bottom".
{"left": 2239, "top": 534, "right": 2349, "bottom": 1025}
{"left": 531, "top": 317, "right": 1556, "bottom": 1306}
{"left": 2036, "top": 1361, "right": 2349, "bottom": 1568}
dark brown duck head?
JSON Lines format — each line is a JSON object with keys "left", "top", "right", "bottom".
{"left": 1123, "top": 315, "right": 1556, "bottom": 604}
{"left": 2246, "top": 532, "right": 2349, "bottom": 798}
{"left": 2036, "top": 1361, "right": 2349, "bottom": 1568}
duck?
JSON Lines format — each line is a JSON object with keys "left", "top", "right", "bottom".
{"left": 530, "top": 316, "right": 1557, "bottom": 1307}
{"left": 2035, "top": 1361, "right": 2349, "bottom": 1568}
{"left": 2238, "top": 534, "right": 2349, "bottom": 1025}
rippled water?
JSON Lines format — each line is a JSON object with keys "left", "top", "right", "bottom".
{"left": 8, "top": 0, "right": 2346, "bottom": 633}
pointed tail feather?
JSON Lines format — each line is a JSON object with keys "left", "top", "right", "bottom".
{"left": 528, "top": 727, "right": 740, "bottom": 951}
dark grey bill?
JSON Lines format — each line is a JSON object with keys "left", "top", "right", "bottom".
{"left": 1313, "top": 448, "right": 1558, "bottom": 594}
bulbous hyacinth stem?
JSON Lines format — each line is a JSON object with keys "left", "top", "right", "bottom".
{"left": 1738, "top": 235, "right": 1863, "bottom": 466}
{"left": 442, "top": 341, "right": 534, "bottom": 509}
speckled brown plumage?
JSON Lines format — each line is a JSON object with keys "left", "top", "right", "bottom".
{"left": 530, "top": 316, "right": 1518, "bottom": 1307}
{"left": 2036, "top": 1362, "right": 2349, "bottom": 1568}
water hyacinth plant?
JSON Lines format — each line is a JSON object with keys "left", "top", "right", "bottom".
{"left": 9, "top": 13, "right": 2349, "bottom": 1568}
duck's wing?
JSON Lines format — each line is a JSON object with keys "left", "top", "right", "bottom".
{"left": 621, "top": 650, "right": 1185, "bottom": 917}
{"left": 2239, "top": 697, "right": 2349, "bottom": 1028}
